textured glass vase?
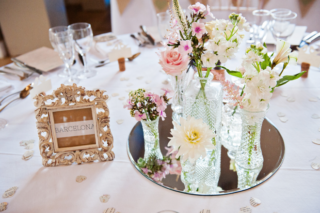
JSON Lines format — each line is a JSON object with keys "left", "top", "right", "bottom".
{"left": 170, "top": 74, "right": 184, "bottom": 124}
{"left": 221, "top": 104, "right": 242, "bottom": 160}
{"left": 182, "top": 72, "right": 223, "bottom": 193}
{"left": 141, "top": 117, "right": 163, "bottom": 160}
{"left": 235, "top": 107, "right": 268, "bottom": 189}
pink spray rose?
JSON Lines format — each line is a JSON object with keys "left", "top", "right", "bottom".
{"left": 158, "top": 47, "right": 189, "bottom": 76}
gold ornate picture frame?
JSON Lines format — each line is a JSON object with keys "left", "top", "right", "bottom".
{"left": 34, "top": 84, "right": 114, "bottom": 166}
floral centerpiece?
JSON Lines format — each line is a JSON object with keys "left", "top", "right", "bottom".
{"left": 157, "top": 0, "right": 249, "bottom": 193}
{"left": 124, "top": 88, "right": 169, "bottom": 159}
{"left": 219, "top": 40, "right": 304, "bottom": 188}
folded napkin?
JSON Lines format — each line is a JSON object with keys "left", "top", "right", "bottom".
{"left": 265, "top": 26, "right": 307, "bottom": 45}
{"left": 16, "top": 46, "right": 63, "bottom": 72}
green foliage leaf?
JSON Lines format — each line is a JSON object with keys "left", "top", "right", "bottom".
{"left": 275, "top": 72, "right": 306, "bottom": 88}
{"left": 263, "top": 42, "right": 267, "bottom": 48}
{"left": 217, "top": 65, "right": 243, "bottom": 78}
{"left": 260, "top": 53, "right": 271, "bottom": 70}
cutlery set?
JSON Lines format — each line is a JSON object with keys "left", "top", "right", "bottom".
{"left": 130, "top": 25, "right": 156, "bottom": 47}
{"left": 0, "top": 84, "right": 32, "bottom": 112}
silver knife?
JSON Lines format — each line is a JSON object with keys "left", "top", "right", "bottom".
{"left": 306, "top": 32, "right": 320, "bottom": 44}
{"left": 11, "top": 58, "right": 43, "bottom": 75}
{"left": 299, "top": 31, "right": 317, "bottom": 48}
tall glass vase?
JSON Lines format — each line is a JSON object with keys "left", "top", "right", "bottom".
{"left": 221, "top": 104, "right": 242, "bottom": 160}
{"left": 141, "top": 117, "right": 163, "bottom": 160}
{"left": 235, "top": 107, "right": 268, "bottom": 189}
{"left": 170, "top": 74, "right": 184, "bottom": 124}
{"left": 182, "top": 72, "right": 223, "bottom": 193}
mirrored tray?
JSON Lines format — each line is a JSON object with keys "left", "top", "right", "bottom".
{"left": 127, "top": 106, "right": 285, "bottom": 196}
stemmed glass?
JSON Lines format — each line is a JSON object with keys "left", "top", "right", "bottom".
{"left": 252, "top": 10, "right": 270, "bottom": 44}
{"left": 53, "top": 31, "right": 79, "bottom": 84}
{"left": 68, "top": 23, "right": 96, "bottom": 79}
{"left": 49, "top": 26, "right": 77, "bottom": 78}
{"left": 270, "top": 10, "right": 297, "bottom": 42}
{"left": 157, "top": 12, "right": 170, "bottom": 41}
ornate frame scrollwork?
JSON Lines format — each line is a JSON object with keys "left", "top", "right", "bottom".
{"left": 34, "top": 84, "right": 114, "bottom": 167}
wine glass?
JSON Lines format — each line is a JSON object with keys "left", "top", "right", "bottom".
{"left": 270, "top": 11, "right": 297, "bottom": 42}
{"left": 49, "top": 26, "right": 77, "bottom": 78}
{"left": 157, "top": 12, "right": 170, "bottom": 41}
{"left": 252, "top": 10, "right": 270, "bottom": 44}
{"left": 68, "top": 23, "right": 96, "bottom": 79}
{"left": 53, "top": 31, "right": 79, "bottom": 84}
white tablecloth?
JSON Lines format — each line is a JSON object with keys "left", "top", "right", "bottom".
{"left": 0, "top": 33, "right": 319, "bottom": 213}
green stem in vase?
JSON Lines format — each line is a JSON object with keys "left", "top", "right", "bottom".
{"left": 247, "top": 125, "right": 257, "bottom": 166}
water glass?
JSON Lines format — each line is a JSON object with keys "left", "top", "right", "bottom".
{"left": 157, "top": 12, "right": 170, "bottom": 41}
{"left": 49, "top": 26, "right": 77, "bottom": 78}
{"left": 53, "top": 32, "right": 79, "bottom": 84}
{"left": 68, "top": 23, "right": 96, "bottom": 79}
{"left": 270, "top": 11, "right": 297, "bottom": 41}
{"left": 252, "top": 10, "right": 270, "bottom": 44}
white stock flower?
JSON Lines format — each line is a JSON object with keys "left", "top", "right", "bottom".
{"left": 256, "top": 43, "right": 267, "bottom": 54}
{"left": 273, "top": 40, "right": 291, "bottom": 66}
{"left": 244, "top": 51, "right": 264, "bottom": 65}
{"left": 201, "top": 52, "right": 218, "bottom": 68}
{"left": 237, "top": 14, "right": 250, "bottom": 31}
{"left": 168, "top": 116, "right": 216, "bottom": 163}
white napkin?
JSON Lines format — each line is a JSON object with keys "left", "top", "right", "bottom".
{"left": 265, "top": 26, "right": 307, "bottom": 45}
{"left": 0, "top": 80, "right": 12, "bottom": 92}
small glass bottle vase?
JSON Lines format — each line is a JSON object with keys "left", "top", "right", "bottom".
{"left": 170, "top": 74, "right": 184, "bottom": 124}
{"left": 235, "top": 107, "right": 268, "bottom": 189}
{"left": 141, "top": 117, "right": 163, "bottom": 160}
{"left": 182, "top": 72, "right": 223, "bottom": 193}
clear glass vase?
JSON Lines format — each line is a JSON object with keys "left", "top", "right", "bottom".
{"left": 182, "top": 72, "right": 223, "bottom": 193}
{"left": 235, "top": 107, "right": 268, "bottom": 189}
{"left": 170, "top": 74, "right": 184, "bottom": 124}
{"left": 141, "top": 117, "right": 163, "bottom": 160}
{"left": 221, "top": 104, "right": 242, "bottom": 160}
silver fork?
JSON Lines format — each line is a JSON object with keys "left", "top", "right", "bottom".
{"left": 0, "top": 70, "right": 33, "bottom": 80}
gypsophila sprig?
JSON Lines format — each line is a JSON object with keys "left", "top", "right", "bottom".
{"left": 124, "top": 88, "right": 170, "bottom": 121}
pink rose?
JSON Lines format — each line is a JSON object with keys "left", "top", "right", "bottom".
{"left": 188, "top": 2, "right": 206, "bottom": 14}
{"left": 158, "top": 47, "right": 189, "bottom": 76}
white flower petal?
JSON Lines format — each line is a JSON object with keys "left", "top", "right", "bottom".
{"left": 312, "top": 114, "right": 320, "bottom": 119}
{"left": 2, "top": 186, "right": 18, "bottom": 198}
{"left": 111, "top": 93, "right": 119, "bottom": 97}
{"left": 239, "top": 206, "right": 252, "bottom": 213}
{"left": 116, "top": 119, "right": 124, "bottom": 124}
{"left": 277, "top": 112, "right": 286, "bottom": 117}
{"left": 311, "top": 162, "right": 320, "bottom": 170}
{"left": 100, "top": 194, "right": 110, "bottom": 203}
{"left": 137, "top": 76, "right": 143, "bottom": 80}
{"left": 250, "top": 197, "right": 261, "bottom": 207}
{"left": 312, "top": 139, "right": 320, "bottom": 145}
{"left": 309, "top": 98, "right": 318, "bottom": 102}
{"left": 76, "top": 175, "right": 87, "bottom": 183}
{"left": 286, "top": 97, "right": 295, "bottom": 102}
{"left": 120, "top": 77, "right": 129, "bottom": 81}
{"left": 126, "top": 83, "right": 133, "bottom": 87}
{"left": 280, "top": 93, "right": 288, "bottom": 97}
{"left": 162, "top": 80, "right": 169, "bottom": 85}
{"left": 118, "top": 96, "right": 125, "bottom": 101}
{"left": 145, "top": 80, "right": 151, "bottom": 84}
{"left": 279, "top": 117, "right": 288, "bottom": 123}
